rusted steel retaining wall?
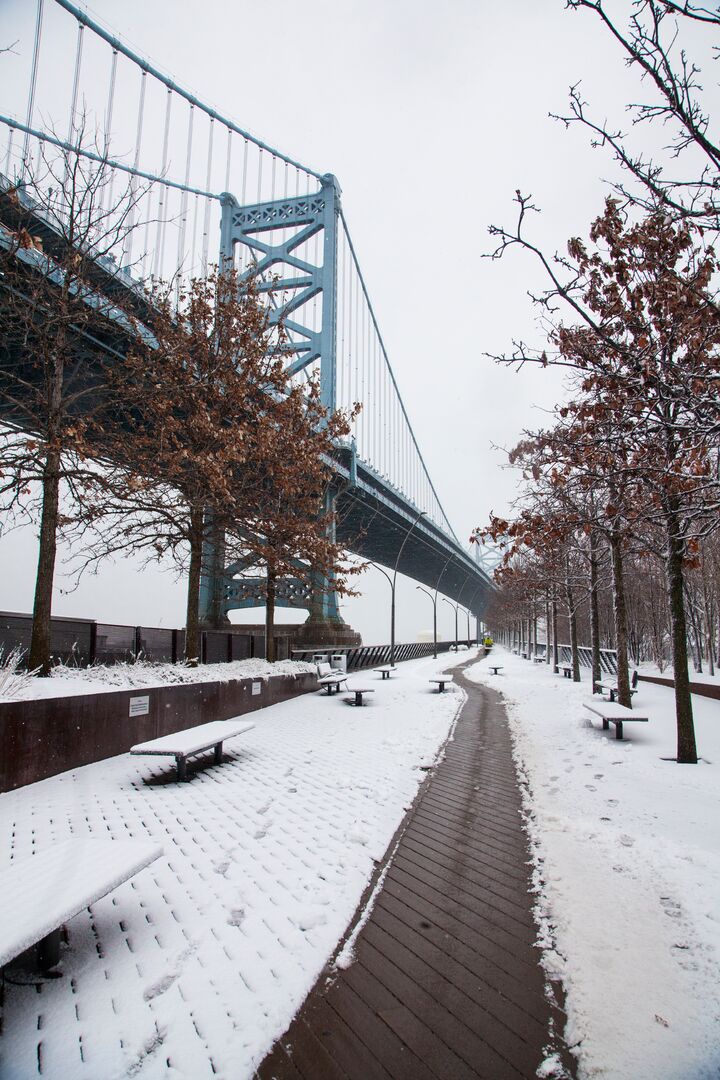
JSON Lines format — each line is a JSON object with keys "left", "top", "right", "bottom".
{"left": 0, "top": 672, "right": 318, "bottom": 794}
{"left": 638, "top": 673, "right": 720, "bottom": 701}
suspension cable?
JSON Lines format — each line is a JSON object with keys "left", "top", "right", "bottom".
{"left": 201, "top": 117, "right": 214, "bottom": 271}
{"left": 23, "top": 0, "right": 45, "bottom": 167}
{"left": 66, "top": 20, "right": 84, "bottom": 144}
{"left": 52, "top": 0, "right": 323, "bottom": 182}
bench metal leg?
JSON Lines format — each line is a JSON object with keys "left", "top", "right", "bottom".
{"left": 176, "top": 754, "right": 188, "bottom": 782}
{"left": 214, "top": 742, "right": 223, "bottom": 765}
{"left": 37, "top": 928, "right": 61, "bottom": 971}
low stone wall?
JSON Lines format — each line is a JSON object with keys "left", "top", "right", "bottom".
{"left": 0, "top": 672, "right": 318, "bottom": 794}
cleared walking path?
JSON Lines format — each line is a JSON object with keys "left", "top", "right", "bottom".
{"left": 257, "top": 660, "right": 574, "bottom": 1079}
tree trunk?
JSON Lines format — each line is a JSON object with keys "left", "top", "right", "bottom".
{"left": 706, "top": 596, "right": 715, "bottom": 677}
{"left": 551, "top": 587, "right": 559, "bottom": 674}
{"left": 545, "top": 592, "right": 551, "bottom": 665}
{"left": 589, "top": 531, "right": 602, "bottom": 691}
{"left": 686, "top": 589, "right": 703, "bottom": 673}
{"left": 565, "top": 562, "right": 581, "bottom": 682}
{"left": 609, "top": 530, "right": 632, "bottom": 708}
{"left": 185, "top": 508, "right": 204, "bottom": 665}
{"left": 265, "top": 565, "right": 277, "bottom": 663}
{"left": 29, "top": 445, "right": 62, "bottom": 675}
{"left": 665, "top": 511, "right": 697, "bottom": 764}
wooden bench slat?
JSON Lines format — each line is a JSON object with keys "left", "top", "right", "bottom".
{"left": 0, "top": 839, "right": 162, "bottom": 970}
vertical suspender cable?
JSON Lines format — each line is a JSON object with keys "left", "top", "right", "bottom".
{"left": 191, "top": 192, "right": 200, "bottom": 276}
{"left": 201, "top": 117, "right": 214, "bottom": 272}
{"left": 339, "top": 231, "right": 345, "bottom": 412}
{"left": 176, "top": 103, "right": 194, "bottom": 289}
{"left": 66, "top": 21, "right": 85, "bottom": 145}
{"left": 256, "top": 146, "right": 263, "bottom": 203}
{"left": 269, "top": 153, "right": 276, "bottom": 252}
{"left": 101, "top": 48, "right": 118, "bottom": 215}
{"left": 241, "top": 138, "right": 249, "bottom": 204}
{"left": 153, "top": 87, "right": 173, "bottom": 279}
{"left": 4, "top": 128, "right": 15, "bottom": 179}
{"left": 224, "top": 126, "right": 232, "bottom": 192}
{"left": 104, "top": 49, "right": 118, "bottom": 154}
{"left": 153, "top": 87, "right": 173, "bottom": 278}
{"left": 125, "top": 68, "right": 147, "bottom": 266}
{"left": 23, "top": 0, "right": 44, "bottom": 168}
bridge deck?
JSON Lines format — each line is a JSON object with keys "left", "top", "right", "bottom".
{"left": 256, "top": 662, "right": 574, "bottom": 1079}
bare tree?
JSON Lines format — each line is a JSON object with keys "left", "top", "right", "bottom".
{"left": 0, "top": 131, "right": 147, "bottom": 673}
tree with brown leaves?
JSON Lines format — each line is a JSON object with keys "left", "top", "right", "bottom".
{"left": 0, "top": 137, "right": 146, "bottom": 673}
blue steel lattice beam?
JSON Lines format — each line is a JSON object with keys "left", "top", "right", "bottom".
{"left": 200, "top": 175, "right": 350, "bottom": 630}
{"left": 219, "top": 173, "right": 341, "bottom": 412}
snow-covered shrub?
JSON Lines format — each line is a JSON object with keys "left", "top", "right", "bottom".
{"left": 0, "top": 646, "right": 37, "bottom": 700}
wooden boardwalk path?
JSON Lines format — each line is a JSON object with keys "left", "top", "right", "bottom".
{"left": 257, "top": 660, "right": 574, "bottom": 1079}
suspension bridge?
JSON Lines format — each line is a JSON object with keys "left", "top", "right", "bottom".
{"left": 0, "top": 0, "right": 492, "bottom": 645}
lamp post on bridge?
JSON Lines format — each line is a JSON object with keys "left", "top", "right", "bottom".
{"left": 415, "top": 585, "right": 438, "bottom": 659}
{"left": 464, "top": 582, "right": 484, "bottom": 646}
{"left": 370, "top": 508, "right": 427, "bottom": 667}
{"left": 442, "top": 597, "right": 460, "bottom": 652}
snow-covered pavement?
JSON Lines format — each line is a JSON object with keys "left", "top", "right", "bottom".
{"left": 0, "top": 652, "right": 467, "bottom": 1080}
{"left": 465, "top": 648, "right": 720, "bottom": 1080}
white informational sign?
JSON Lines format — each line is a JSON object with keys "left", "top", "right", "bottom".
{"left": 251, "top": 682, "right": 262, "bottom": 696}
{"left": 129, "top": 695, "right": 150, "bottom": 717}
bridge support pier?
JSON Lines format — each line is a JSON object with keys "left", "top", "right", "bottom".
{"left": 295, "top": 487, "right": 361, "bottom": 649}
{"left": 294, "top": 569, "right": 361, "bottom": 649}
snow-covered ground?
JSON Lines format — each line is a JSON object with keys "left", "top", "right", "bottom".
{"left": 466, "top": 648, "right": 720, "bottom": 1080}
{"left": 0, "top": 651, "right": 467, "bottom": 1080}
{"left": 0, "top": 656, "right": 319, "bottom": 702}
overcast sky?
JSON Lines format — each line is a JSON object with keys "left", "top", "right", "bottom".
{"left": 0, "top": 0, "right": 704, "bottom": 643}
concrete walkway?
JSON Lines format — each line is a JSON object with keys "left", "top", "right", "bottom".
{"left": 257, "top": 660, "right": 575, "bottom": 1079}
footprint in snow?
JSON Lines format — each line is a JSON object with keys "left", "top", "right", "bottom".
{"left": 585, "top": 785, "right": 597, "bottom": 792}
{"left": 143, "top": 971, "right": 179, "bottom": 1001}
{"left": 212, "top": 859, "right": 230, "bottom": 877}
{"left": 227, "top": 907, "right": 245, "bottom": 927}
{"left": 619, "top": 834, "right": 635, "bottom": 847}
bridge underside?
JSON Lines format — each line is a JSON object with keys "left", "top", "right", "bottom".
{"left": 0, "top": 186, "right": 493, "bottom": 632}
{"left": 334, "top": 455, "right": 491, "bottom": 616}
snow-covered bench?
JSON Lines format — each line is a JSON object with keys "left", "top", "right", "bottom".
{"left": 593, "top": 681, "right": 637, "bottom": 703}
{"left": 343, "top": 687, "right": 375, "bottom": 706}
{"left": 316, "top": 661, "right": 348, "bottom": 695}
{"left": 429, "top": 677, "right": 452, "bottom": 693}
{"left": 374, "top": 665, "right": 396, "bottom": 679}
{"left": 583, "top": 699, "right": 648, "bottom": 741}
{"left": 0, "top": 839, "right": 162, "bottom": 972}
{"left": 131, "top": 719, "right": 255, "bottom": 781}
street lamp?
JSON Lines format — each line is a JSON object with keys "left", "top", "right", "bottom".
{"left": 415, "top": 585, "right": 438, "bottom": 658}
{"left": 442, "top": 596, "right": 459, "bottom": 651}
{"left": 370, "top": 508, "right": 427, "bottom": 667}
